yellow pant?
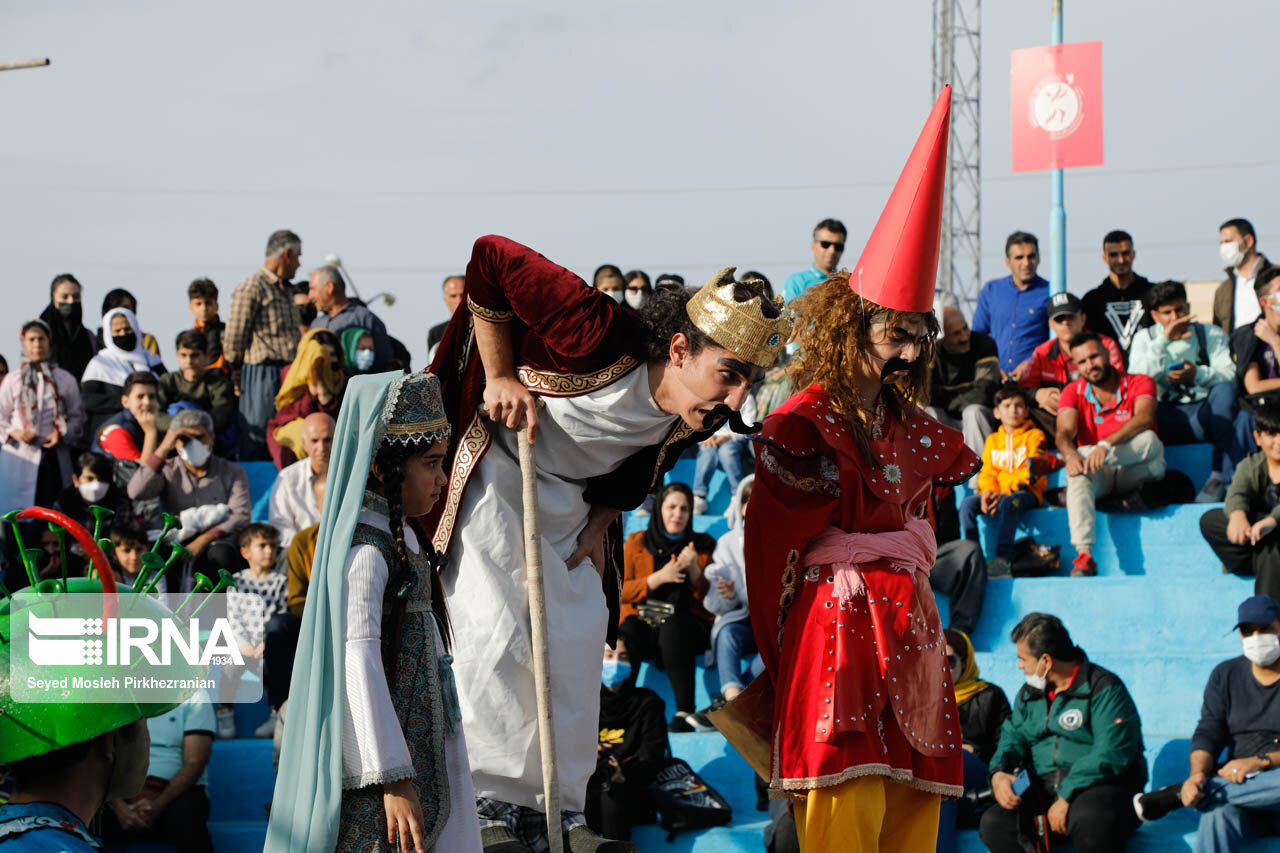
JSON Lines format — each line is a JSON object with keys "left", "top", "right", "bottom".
{"left": 794, "top": 775, "right": 941, "bottom": 853}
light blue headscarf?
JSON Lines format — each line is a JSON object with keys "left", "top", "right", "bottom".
{"left": 264, "top": 371, "right": 403, "bottom": 852}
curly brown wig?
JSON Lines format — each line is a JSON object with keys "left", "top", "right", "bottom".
{"left": 788, "top": 271, "right": 938, "bottom": 462}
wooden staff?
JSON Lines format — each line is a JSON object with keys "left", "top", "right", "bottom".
{"left": 517, "top": 427, "right": 563, "bottom": 853}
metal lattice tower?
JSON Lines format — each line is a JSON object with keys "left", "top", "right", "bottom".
{"left": 932, "top": 0, "right": 982, "bottom": 315}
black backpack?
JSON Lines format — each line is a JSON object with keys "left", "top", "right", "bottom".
{"left": 646, "top": 757, "right": 732, "bottom": 840}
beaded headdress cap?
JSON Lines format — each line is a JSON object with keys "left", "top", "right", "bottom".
{"left": 375, "top": 371, "right": 451, "bottom": 451}
{"left": 685, "top": 268, "right": 793, "bottom": 369}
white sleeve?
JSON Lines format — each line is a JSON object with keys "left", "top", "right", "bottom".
{"left": 267, "top": 476, "right": 299, "bottom": 549}
{"left": 341, "top": 543, "right": 413, "bottom": 788}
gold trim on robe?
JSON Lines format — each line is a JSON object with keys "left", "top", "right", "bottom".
{"left": 516, "top": 355, "right": 640, "bottom": 398}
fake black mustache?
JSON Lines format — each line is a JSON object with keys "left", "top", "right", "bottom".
{"left": 701, "top": 403, "right": 763, "bottom": 435}
{"left": 880, "top": 357, "right": 915, "bottom": 383}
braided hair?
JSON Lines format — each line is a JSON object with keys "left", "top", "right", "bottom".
{"left": 373, "top": 441, "right": 453, "bottom": 654}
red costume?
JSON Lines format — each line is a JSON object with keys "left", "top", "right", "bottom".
{"left": 746, "top": 388, "right": 978, "bottom": 796}
{"left": 742, "top": 87, "right": 983, "bottom": 812}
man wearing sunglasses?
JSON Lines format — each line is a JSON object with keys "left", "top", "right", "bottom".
{"left": 782, "top": 218, "right": 847, "bottom": 303}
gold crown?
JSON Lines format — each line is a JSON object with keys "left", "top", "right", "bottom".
{"left": 686, "top": 267, "right": 793, "bottom": 369}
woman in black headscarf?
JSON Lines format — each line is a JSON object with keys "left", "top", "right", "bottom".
{"left": 38, "top": 274, "right": 98, "bottom": 381}
{"left": 620, "top": 482, "right": 717, "bottom": 732}
{"left": 587, "top": 625, "right": 669, "bottom": 842}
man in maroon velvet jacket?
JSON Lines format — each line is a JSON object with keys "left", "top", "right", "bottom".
{"left": 426, "top": 235, "right": 790, "bottom": 852}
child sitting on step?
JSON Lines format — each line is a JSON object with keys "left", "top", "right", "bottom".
{"left": 960, "top": 383, "right": 1055, "bottom": 574}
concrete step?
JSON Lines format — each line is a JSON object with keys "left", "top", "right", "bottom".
{"left": 954, "top": 576, "right": 1254, "bottom": 657}
{"left": 969, "top": 502, "right": 1225, "bottom": 576}
{"left": 207, "top": 738, "right": 275, "bottom": 823}
{"left": 208, "top": 819, "right": 267, "bottom": 853}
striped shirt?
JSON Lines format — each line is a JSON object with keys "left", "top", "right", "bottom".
{"left": 223, "top": 266, "right": 301, "bottom": 366}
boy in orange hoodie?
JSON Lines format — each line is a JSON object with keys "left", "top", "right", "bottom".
{"left": 959, "top": 383, "right": 1055, "bottom": 572}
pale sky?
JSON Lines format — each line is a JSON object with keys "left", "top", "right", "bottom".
{"left": 3, "top": 0, "right": 1277, "bottom": 366}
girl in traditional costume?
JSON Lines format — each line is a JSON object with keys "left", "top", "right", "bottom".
{"left": 268, "top": 371, "right": 481, "bottom": 852}
{"left": 744, "top": 87, "right": 981, "bottom": 852}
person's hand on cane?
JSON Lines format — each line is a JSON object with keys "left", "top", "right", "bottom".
{"left": 484, "top": 377, "right": 539, "bottom": 444}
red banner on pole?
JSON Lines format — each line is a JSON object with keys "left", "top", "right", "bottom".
{"left": 1010, "top": 41, "right": 1103, "bottom": 173}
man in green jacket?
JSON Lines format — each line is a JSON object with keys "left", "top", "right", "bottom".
{"left": 981, "top": 613, "right": 1147, "bottom": 853}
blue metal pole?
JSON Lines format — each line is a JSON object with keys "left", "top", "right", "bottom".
{"left": 1049, "top": 0, "right": 1066, "bottom": 295}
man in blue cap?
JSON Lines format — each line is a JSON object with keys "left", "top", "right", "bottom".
{"left": 1134, "top": 595, "right": 1280, "bottom": 851}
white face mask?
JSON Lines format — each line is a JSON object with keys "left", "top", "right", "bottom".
{"left": 177, "top": 438, "right": 212, "bottom": 468}
{"left": 605, "top": 290, "right": 624, "bottom": 304}
{"left": 77, "top": 480, "right": 109, "bottom": 503}
{"left": 624, "top": 290, "right": 648, "bottom": 310}
{"left": 1025, "top": 658, "right": 1049, "bottom": 691}
{"left": 1243, "top": 632, "right": 1280, "bottom": 666}
{"left": 354, "top": 348, "right": 375, "bottom": 371}
{"left": 1221, "top": 240, "right": 1246, "bottom": 269}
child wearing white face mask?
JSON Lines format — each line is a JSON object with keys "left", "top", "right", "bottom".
{"left": 54, "top": 451, "right": 133, "bottom": 534}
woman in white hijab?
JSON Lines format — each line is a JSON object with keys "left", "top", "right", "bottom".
{"left": 80, "top": 307, "right": 164, "bottom": 433}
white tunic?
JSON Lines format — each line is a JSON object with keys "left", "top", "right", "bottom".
{"left": 342, "top": 507, "right": 482, "bottom": 852}
{"left": 446, "top": 362, "right": 677, "bottom": 813}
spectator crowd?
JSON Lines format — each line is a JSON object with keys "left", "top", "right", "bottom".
{"left": 2, "top": 216, "right": 1280, "bottom": 853}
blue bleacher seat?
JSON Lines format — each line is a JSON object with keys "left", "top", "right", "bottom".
{"left": 236, "top": 460, "right": 278, "bottom": 523}
{"left": 203, "top": 440, "right": 1280, "bottom": 852}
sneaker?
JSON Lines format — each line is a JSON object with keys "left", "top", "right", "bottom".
{"left": 667, "top": 714, "right": 695, "bottom": 733}
{"left": 1196, "top": 475, "right": 1227, "bottom": 503}
{"left": 1134, "top": 783, "right": 1183, "bottom": 822}
{"left": 1070, "top": 554, "right": 1097, "bottom": 577}
{"left": 988, "top": 556, "right": 1013, "bottom": 579}
{"left": 254, "top": 710, "right": 278, "bottom": 739}
{"left": 215, "top": 706, "right": 237, "bottom": 739}
{"left": 694, "top": 495, "right": 709, "bottom": 515}
{"left": 685, "top": 711, "right": 717, "bottom": 732}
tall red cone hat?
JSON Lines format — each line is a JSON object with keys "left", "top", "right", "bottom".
{"left": 849, "top": 85, "right": 951, "bottom": 314}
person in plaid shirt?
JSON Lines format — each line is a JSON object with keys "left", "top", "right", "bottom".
{"left": 224, "top": 229, "right": 302, "bottom": 460}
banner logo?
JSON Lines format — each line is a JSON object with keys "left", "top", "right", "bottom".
{"left": 10, "top": 592, "right": 258, "bottom": 704}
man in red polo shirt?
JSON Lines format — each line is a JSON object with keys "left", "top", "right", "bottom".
{"left": 1021, "top": 293, "right": 1125, "bottom": 435}
{"left": 1056, "top": 331, "right": 1165, "bottom": 576}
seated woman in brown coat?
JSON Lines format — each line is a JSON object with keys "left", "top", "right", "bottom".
{"left": 620, "top": 481, "right": 716, "bottom": 733}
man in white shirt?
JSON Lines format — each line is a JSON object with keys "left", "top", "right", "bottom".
{"left": 268, "top": 412, "right": 334, "bottom": 548}
{"left": 1215, "top": 218, "right": 1276, "bottom": 332}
